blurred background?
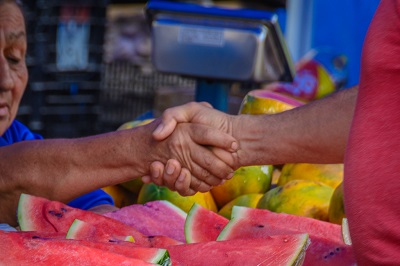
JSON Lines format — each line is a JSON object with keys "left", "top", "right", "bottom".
{"left": 17, "top": 0, "right": 379, "bottom": 139}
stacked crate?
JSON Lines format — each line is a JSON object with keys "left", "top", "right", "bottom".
{"left": 17, "top": 0, "right": 108, "bottom": 138}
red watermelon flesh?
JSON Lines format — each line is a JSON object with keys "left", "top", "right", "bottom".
{"left": 231, "top": 206, "right": 343, "bottom": 242}
{"left": 0, "top": 230, "right": 156, "bottom": 265}
{"left": 17, "top": 193, "right": 181, "bottom": 248}
{"left": 4, "top": 230, "right": 170, "bottom": 264}
{"left": 104, "top": 200, "right": 187, "bottom": 242}
{"left": 184, "top": 203, "right": 229, "bottom": 243}
{"left": 168, "top": 234, "right": 309, "bottom": 266}
{"left": 66, "top": 218, "right": 135, "bottom": 242}
{"left": 218, "top": 206, "right": 356, "bottom": 265}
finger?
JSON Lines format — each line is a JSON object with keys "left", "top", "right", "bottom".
{"left": 141, "top": 176, "right": 151, "bottom": 183}
{"left": 189, "top": 176, "right": 213, "bottom": 193}
{"left": 175, "top": 168, "right": 196, "bottom": 196}
{"left": 153, "top": 102, "right": 214, "bottom": 141}
{"left": 189, "top": 124, "right": 238, "bottom": 153}
{"left": 163, "top": 159, "right": 183, "bottom": 191}
{"left": 189, "top": 145, "right": 235, "bottom": 182}
{"left": 211, "top": 147, "right": 240, "bottom": 176}
{"left": 149, "top": 161, "right": 165, "bottom": 186}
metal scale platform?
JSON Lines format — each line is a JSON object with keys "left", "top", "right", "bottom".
{"left": 146, "top": 0, "right": 295, "bottom": 111}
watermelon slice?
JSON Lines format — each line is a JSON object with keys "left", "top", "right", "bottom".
{"left": 229, "top": 206, "right": 343, "bottom": 242}
{"left": 185, "top": 203, "right": 229, "bottom": 243}
{"left": 104, "top": 200, "right": 187, "bottom": 242}
{"left": 0, "top": 230, "right": 157, "bottom": 265}
{"left": 66, "top": 219, "right": 135, "bottom": 242}
{"left": 17, "top": 193, "right": 181, "bottom": 248}
{"left": 10, "top": 230, "right": 170, "bottom": 265}
{"left": 168, "top": 234, "right": 309, "bottom": 266}
{"left": 218, "top": 206, "right": 356, "bottom": 265}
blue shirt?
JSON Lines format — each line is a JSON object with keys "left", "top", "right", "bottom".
{"left": 0, "top": 120, "right": 114, "bottom": 210}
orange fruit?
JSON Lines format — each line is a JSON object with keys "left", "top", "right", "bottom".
{"left": 257, "top": 179, "right": 334, "bottom": 221}
{"left": 239, "top": 90, "right": 304, "bottom": 115}
{"left": 278, "top": 163, "right": 343, "bottom": 189}
{"left": 137, "top": 183, "right": 217, "bottom": 213}
{"left": 218, "top": 193, "right": 263, "bottom": 219}
{"left": 211, "top": 165, "right": 273, "bottom": 209}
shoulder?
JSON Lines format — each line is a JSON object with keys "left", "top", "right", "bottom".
{"left": 0, "top": 120, "right": 43, "bottom": 146}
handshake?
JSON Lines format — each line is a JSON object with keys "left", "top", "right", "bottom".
{"left": 138, "top": 102, "right": 244, "bottom": 197}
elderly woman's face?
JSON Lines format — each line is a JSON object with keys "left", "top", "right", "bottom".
{"left": 0, "top": 2, "right": 27, "bottom": 135}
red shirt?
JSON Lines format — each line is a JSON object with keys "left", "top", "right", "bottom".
{"left": 344, "top": 1, "right": 400, "bottom": 265}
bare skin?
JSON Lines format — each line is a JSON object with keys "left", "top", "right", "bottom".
{"left": 144, "top": 86, "right": 358, "bottom": 194}
{"left": 0, "top": 2, "right": 238, "bottom": 226}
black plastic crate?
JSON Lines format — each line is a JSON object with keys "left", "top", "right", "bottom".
{"left": 30, "top": 1, "right": 108, "bottom": 82}
{"left": 98, "top": 62, "right": 196, "bottom": 132}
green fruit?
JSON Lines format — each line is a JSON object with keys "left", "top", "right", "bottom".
{"left": 138, "top": 183, "right": 217, "bottom": 213}
{"left": 328, "top": 182, "right": 346, "bottom": 224}
{"left": 211, "top": 165, "right": 273, "bottom": 209}
{"left": 218, "top": 193, "right": 263, "bottom": 219}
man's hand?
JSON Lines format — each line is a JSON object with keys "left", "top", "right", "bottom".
{"left": 141, "top": 103, "right": 239, "bottom": 195}
{"left": 141, "top": 119, "right": 237, "bottom": 194}
{"left": 153, "top": 102, "right": 235, "bottom": 143}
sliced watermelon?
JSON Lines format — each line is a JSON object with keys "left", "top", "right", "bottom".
{"left": 230, "top": 206, "right": 343, "bottom": 242}
{"left": 185, "top": 203, "right": 229, "bottom": 243}
{"left": 104, "top": 200, "right": 187, "bottom": 242}
{"left": 168, "top": 234, "right": 309, "bottom": 266}
{"left": 17, "top": 193, "right": 181, "bottom": 248}
{"left": 66, "top": 219, "right": 135, "bottom": 242}
{"left": 13, "top": 229, "right": 170, "bottom": 265}
{"left": 0, "top": 230, "right": 156, "bottom": 265}
{"left": 218, "top": 206, "right": 356, "bottom": 265}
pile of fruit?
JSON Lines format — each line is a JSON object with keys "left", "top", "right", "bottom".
{"left": 2, "top": 90, "right": 354, "bottom": 264}
{"left": 3, "top": 193, "right": 355, "bottom": 265}
{"left": 106, "top": 90, "right": 346, "bottom": 226}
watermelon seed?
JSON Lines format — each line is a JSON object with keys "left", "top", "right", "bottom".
{"left": 31, "top": 236, "right": 40, "bottom": 239}
{"left": 61, "top": 208, "right": 68, "bottom": 212}
{"left": 256, "top": 224, "right": 264, "bottom": 228}
{"left": 48, "top": 210, "right": 63, "bottom": 218}
{"left": 283, "top": 238, "right": 288, "bottom": 243}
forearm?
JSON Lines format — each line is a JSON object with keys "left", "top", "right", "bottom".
{"left": 234, "top": 86, "right": 358, "bottom": 166}
{"left": 0, "top": 128, "right": 152, "bottom": 225}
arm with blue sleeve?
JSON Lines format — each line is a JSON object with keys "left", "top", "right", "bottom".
{"left": 0, "top": 120, "right": 115, "bottom": 212}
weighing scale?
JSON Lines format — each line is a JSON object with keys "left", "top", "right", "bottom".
{"left": 146, "top": 0, "right": 295, "bottom": 111}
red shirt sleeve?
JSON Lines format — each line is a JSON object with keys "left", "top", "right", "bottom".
{"left": 344, "top": 1, "right": 400, "bottom": 264}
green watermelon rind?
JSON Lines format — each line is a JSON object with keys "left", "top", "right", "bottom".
{"left": 155, "top": 200, "right": 188, "bottom": 220}
{"left": 184, "top": 203, "right": 229, "bottom": 244}
{"left": 66, "top": 219, "right": 90, "bottom": 239}
{"left": 184, "top": 203, "right": 201, "bottom": 243}
{"left": 66, "top": 219, "right": 171, "bottom": 265}
{"left": 17, "top": 193, "right": 40, "bottom": 231}
{"left": 218, "top": 207, "right": 310, "bottom": 266}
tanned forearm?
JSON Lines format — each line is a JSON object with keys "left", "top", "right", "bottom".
{"left": 234, "top": 86, "right": 358, "bottom": 166}
{"left": 0, "top": 127, "right": 154, "bottom": 226}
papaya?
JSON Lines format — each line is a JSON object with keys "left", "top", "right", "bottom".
{"left": 211, "top": 165, "right": 273, "bottom": 209}
{"left": 328, "top": 182, "right": 346, "bottom": 224}
{"left": 138, "top": 183, "right": 217, "bottom": 213}
{"left": 239, "top": 90, "right": 304, "bottom": 115}
{"left": 257, "top": 179, "right": 334, "bottom": 221}
{"left": 278, "top": 163, "right": 343, "bottom": 189}
{"left": 218, "top": 193, "right": 263, "bottom": 219}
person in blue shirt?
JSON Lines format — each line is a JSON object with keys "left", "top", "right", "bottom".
{"left": 0, "top": 0, "right": 237, "bottom": 227}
